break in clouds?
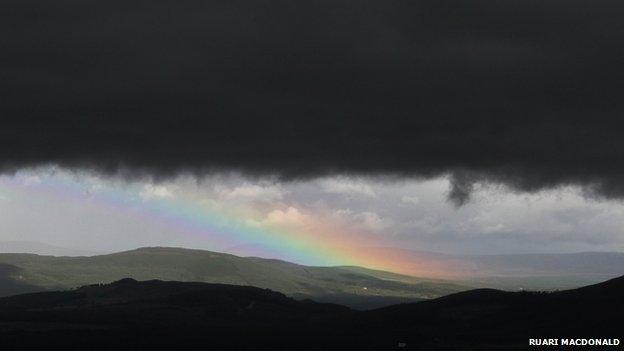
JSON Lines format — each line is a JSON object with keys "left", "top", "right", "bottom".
{"left": 4, "top": 1, "right": 624, "bottom": 205}
{"left": 1, "top": 169, "right": 623, "bottom": 256}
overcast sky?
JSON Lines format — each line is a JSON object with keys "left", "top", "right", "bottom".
{"left": 1, "top": 168, "right": 623, "bottom": 256}
{"left": 3, "top": 2, "right": 624, "bottom": 258}
{"left": 4, "top": 1, "right": 624, "bottom": 205}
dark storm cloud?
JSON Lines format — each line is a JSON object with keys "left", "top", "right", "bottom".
{"left": 3, "top": 0, "right": 624, "bottom": 202}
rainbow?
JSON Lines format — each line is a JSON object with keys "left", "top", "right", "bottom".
{"left": 0, "top": 171, "right": 441, "bottom": 277}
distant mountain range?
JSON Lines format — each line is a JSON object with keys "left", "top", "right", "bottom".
{"left": 0, "top": 241, "right": 101, "bottom": 257}
{"left": 0, "top": 276, "right": 622, "bottom": 350}
{"left": 0, "top": 247, "right": 466, "bottom": 309}
{"left": 333, "top": 247, "right": 624, "bottom": 290}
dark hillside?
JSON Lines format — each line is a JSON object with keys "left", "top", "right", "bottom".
{"left": 0, "top": 276, "right": 622, "bottom": 350}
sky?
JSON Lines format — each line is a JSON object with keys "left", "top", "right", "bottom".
{"left": 1, "top": 168, "right": 622, "bottom": 265}
{"left": 3, "top": 1, "right": 624, "bottom": 270}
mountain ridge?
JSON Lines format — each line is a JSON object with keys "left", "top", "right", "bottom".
{"left": 0, "top": 246, "right": 466, "bottom": 309}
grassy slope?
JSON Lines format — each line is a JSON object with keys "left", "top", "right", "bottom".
{"left": 0, "top": 247, "right": 467, "bottom": 302}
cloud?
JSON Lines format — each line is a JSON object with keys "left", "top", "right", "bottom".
{"left": 263, "top": 207, "right": 310, "bottom": 227}
{"left": 401, "top": 196, "right": 420, "bottom": 205}
{"left": 216, "top": 183, "right": 285, "bottom": 201}
{"left": 22, "top": 176, "right": 42, "bottom": 186}
{"left": 354, "top": 211, "right": 388, "bottom": 231}
{"left": 333, "top": 208, "right": 389, "bottom": 232}
{"left": 319, "top": 178, "right": 376, "bottom": 197}
{"left": 3, "top": 1, "right": 624, "bottom": 203}
{"left": 139, "top": 184, "right": 173, "bottom": 200}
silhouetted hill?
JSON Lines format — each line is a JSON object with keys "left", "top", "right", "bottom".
{"left": 365, "top": 275, "right": 624, "bottom": 348}
{"left": 0, "top": 277, "right": 621, "bottom": 350}
{"left": 0, "top": 279, "right": 357, "bottom": 350}
{"left": 0, "top": 247, "right": 466, "bottom": 309}
{"left": 0, "top": 278, "right": 350, "bottom": 326}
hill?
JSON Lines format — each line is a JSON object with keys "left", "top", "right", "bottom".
{"left": 0, "top": 278, "right": 356, "bottom": 350}
{"left": 364, "top": 275, "right": 624, "bottom": 349}
{"left": 0, "top": 247, "right": 466, "bottom": 309}
{"left": 0, "top": 276, "right": 622, "bottom": 350}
